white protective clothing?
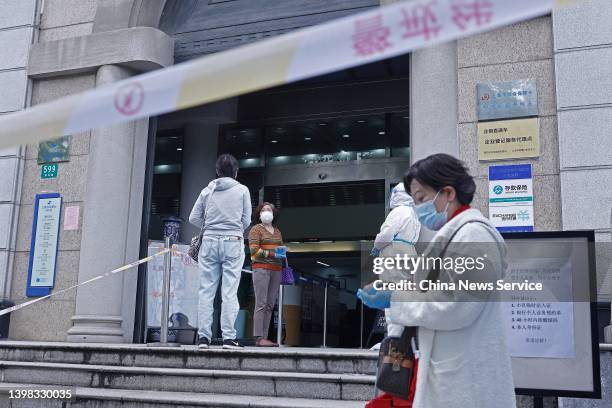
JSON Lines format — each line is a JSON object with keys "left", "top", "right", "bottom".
{"left": 373, "top": 183, "right": 421, "bottom": 336}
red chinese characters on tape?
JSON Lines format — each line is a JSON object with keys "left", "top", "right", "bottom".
{"left": 352, "top": 15, "right": 392, "bottom": 56}
{"left": 401, "top": 0, "right": 442, "bottom": 41}
{"left": 351, "top": 0, "right": 498, "bottom": 58}
{"left": 113, "top": 82, "right": 145, "bottom": 116}
{"left": 452, "top": 0, "right": 494, "bottom": 31}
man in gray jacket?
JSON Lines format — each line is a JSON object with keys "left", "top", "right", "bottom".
{"left": 189, "top": 154, "right": 252, "bottom": 349}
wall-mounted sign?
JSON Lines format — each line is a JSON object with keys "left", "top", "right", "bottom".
{"left": 38, "top": 135, "right": 71, "bottom": 164}
{"left": 27, "top": 193, "right": 62, "bottom": 297}
{"left": 477, "top": 79, "right": 538, "bottom": 120}
{"left": 41, "top": 163, "right": 58, "bottom": 179}
{"left": 478, "top": 118, "right": 540, "bottom": 161}
{"left": 488, "top": 164, "right": 534, "bottom": 233}
{"left": 63, "top": 206, "right": 80, "bottom": 231}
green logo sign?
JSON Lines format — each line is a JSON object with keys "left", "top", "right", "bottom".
{"left": 41, "top": 163, "right": 58, "bottom": 179}
{"left": 493, "top": 185, "right": 503, "bottom": 195}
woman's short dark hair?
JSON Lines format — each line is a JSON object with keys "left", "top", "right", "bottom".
{"left": 403, "top": 153, "right": 476, "bottom": 205}
{"left": 252, "top": 202, "right": 280, "bottom": 225}
{"left": 216, "top": 154, "right": 239, "bottom": 178}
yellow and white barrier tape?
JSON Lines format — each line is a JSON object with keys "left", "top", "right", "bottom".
{"left": 0, "top": 0, "right": 565, "bottom": 150}
{"left": 0, "top": 249, "right": 170, "bottom": 317}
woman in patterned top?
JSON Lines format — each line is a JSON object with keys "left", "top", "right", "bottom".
{"left": 248, "top": 202, "right": 287, "bottom": 347}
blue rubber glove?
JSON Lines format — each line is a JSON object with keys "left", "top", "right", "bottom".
{"left": 370, "top": 247, "right": 381, "bottom": 258}
{"left": 274, "top": 246, "right": 287, "bottom": 259}
{"left": 357, "top": 288, "right": 392, "bottom": 309}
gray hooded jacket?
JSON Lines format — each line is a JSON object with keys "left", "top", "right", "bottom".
{"left": 189, "top": 177, "right": 252, "bottom": 238}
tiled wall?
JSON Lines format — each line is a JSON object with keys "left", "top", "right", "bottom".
{"left": 0, "top": 0, "right": 37, "bottom": 301}
{"left": 553, "top": 0, "right": 612, "bottom": 300}
{"left": 8, "top": 0, "right": 98, "bottom": 340}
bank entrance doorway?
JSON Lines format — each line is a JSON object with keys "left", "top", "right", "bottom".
{"left": 141, "top": 55, "right": 411, "bottom": 348}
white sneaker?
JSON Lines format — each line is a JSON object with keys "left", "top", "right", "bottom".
{"left": 222, "top": 339, "right": 243, "bottom": 349}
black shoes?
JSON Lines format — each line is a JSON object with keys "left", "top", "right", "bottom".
{"left": 197, "top": 336, "right": 210, "bottom": 349}
{"left": 198, "top": 337, "right": 243, "bottom": 349}
{"left": 222, "top": 339, "right": 243, "bottom": 349}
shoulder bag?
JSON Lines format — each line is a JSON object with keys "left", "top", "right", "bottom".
{"left": 188, "top": 182, "right": 216, "bottom": 262}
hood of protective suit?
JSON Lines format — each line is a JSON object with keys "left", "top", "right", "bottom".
{"left": 390, "top": 184, "right": 414, "bottom": 209}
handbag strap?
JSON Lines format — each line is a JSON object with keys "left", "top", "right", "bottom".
{"left": 426, "top": 220, "right": 498, "bottom": 282}
{"left": 199, "top": 180, "right": 217, "bottom": 236}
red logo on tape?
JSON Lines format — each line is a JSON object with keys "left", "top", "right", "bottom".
{"left": 114, "top": 82, "right": 145, "bottom": 116}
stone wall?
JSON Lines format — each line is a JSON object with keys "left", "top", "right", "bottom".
{"left": 553, "top": 0, "right": 612, "bottom": 301}
{"left": 456, "top": 16, "right": 560, "bottom": 231}
{"left": 0, "top": 1, "right": 36, "bottom": 312}
{"left": 9, "top": 74, "right": 95, "bottom": 341}
{"left": 39, "top": 0, "right": 96, "bottom": 42}
{"left": 8, "top": 0, "right": 99, "bottom": 341}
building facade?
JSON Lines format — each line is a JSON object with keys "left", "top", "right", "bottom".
{"left": 0, "top": 0, "right": 610, "bottom": 346}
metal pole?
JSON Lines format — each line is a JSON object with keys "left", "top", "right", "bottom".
{"left": 277, "top": 284, "right": 284, "bottom": 346}
{"left": 322, "top": 281, "right": 328, "bottom": 348}
{"left": 360, "top": 300, "right": 364, "bottom": 349}
{"left": 160, "top": 236, "right": 172, "bottom": 344}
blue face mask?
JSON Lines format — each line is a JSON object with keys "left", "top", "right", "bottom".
{"left": 414, "top": 191, "right": 449, "bottom": 231}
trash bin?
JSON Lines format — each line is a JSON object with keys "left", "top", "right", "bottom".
{"left": 0, "top": 300, "right": 14, "bottom": 339}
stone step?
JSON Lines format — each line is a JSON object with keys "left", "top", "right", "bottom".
{"left": 0, "top": 383, "right": 368, "bottom": 408}
{"left": 0, "top": 361, "right": 376, "bottom": 401}
{"left": 0, "top": 341, "right": 378, "bottom": 375}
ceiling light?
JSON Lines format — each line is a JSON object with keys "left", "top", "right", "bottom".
{"left": 271, "top": 140, "right": 278, "bottom": 143}
{"left": 318, "top": 123, "right": 327, "bottom": 126}
{"left": 176, "top": 148, "right": 183, "bottom": 151}
{"left": 343, "top": 134, "right": 350, "bottom": 138}
{"left": 304, "top": 137, "right": 312, "bottom": 141}
{"left": 378, "top": 131, "right": 386, "bottom": 135}
{"left": 316, "top": 261, "right": 330, "bottom": 267}
{"left": 357, "top": 120, "right": 365, "bottom": 123}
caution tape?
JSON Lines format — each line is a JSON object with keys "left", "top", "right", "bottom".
{"left": 0, "top": 0, "right": 567, "bottom": 150}
{"left": 0, "top": 249, "right": 170, "bottom": 318}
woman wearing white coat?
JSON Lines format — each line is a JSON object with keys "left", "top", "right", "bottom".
{"left": 372, "top": 183, "right": 420, "bottom": 337}
{"left": 359, "top": 154, "right": 516, "bottom": 408}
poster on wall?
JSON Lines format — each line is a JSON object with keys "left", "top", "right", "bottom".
{"left": 478, "top": 118, "right": 540, "bottom": 161}
{"left": 488, "top": 164, "right": 534, "bottom": 233}
{"left": 477, "top": 79, "right": 538, "bottom": 121}
{"left": 146, "top": 243, "right": 200, "bottom": 329}
{"left": 501, "top": 254, "right": 575, "bottom": 358}
{"left": 38, "top": 135, "right": 71, "bottom": 164}
{"left": 26, "top": 193, "right": 62, "bottom": 297}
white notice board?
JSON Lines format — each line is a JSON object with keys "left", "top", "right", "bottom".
{"left": 502, "top": 232, "right": 600, "bottom": 398}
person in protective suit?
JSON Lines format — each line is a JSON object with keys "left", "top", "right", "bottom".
{"left": 371, "top": 183, "right": 421, "bottom": 337}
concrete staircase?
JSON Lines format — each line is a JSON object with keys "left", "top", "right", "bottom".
{"left": 0, "top": 341, "right": 377, "bottom": 407}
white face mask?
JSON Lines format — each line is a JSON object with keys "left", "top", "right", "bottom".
{"left": 260, "top": 211, "right": 274, "bottom": 224}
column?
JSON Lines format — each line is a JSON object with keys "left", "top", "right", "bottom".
{"left": 409, "top": 42, "right": 459, "bottom": 162}
{"left": 66, "top": 65, "right": 146, "bottom": 342}
{"left": 380, "top": 0, "right": 459, "bottom": 162}
{"left": 179, "top": 122, "right": 219, "bottom": 243}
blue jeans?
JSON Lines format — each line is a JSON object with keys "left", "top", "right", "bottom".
{"left": 197, "top": 235, "right": 245, "bottom": 341}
